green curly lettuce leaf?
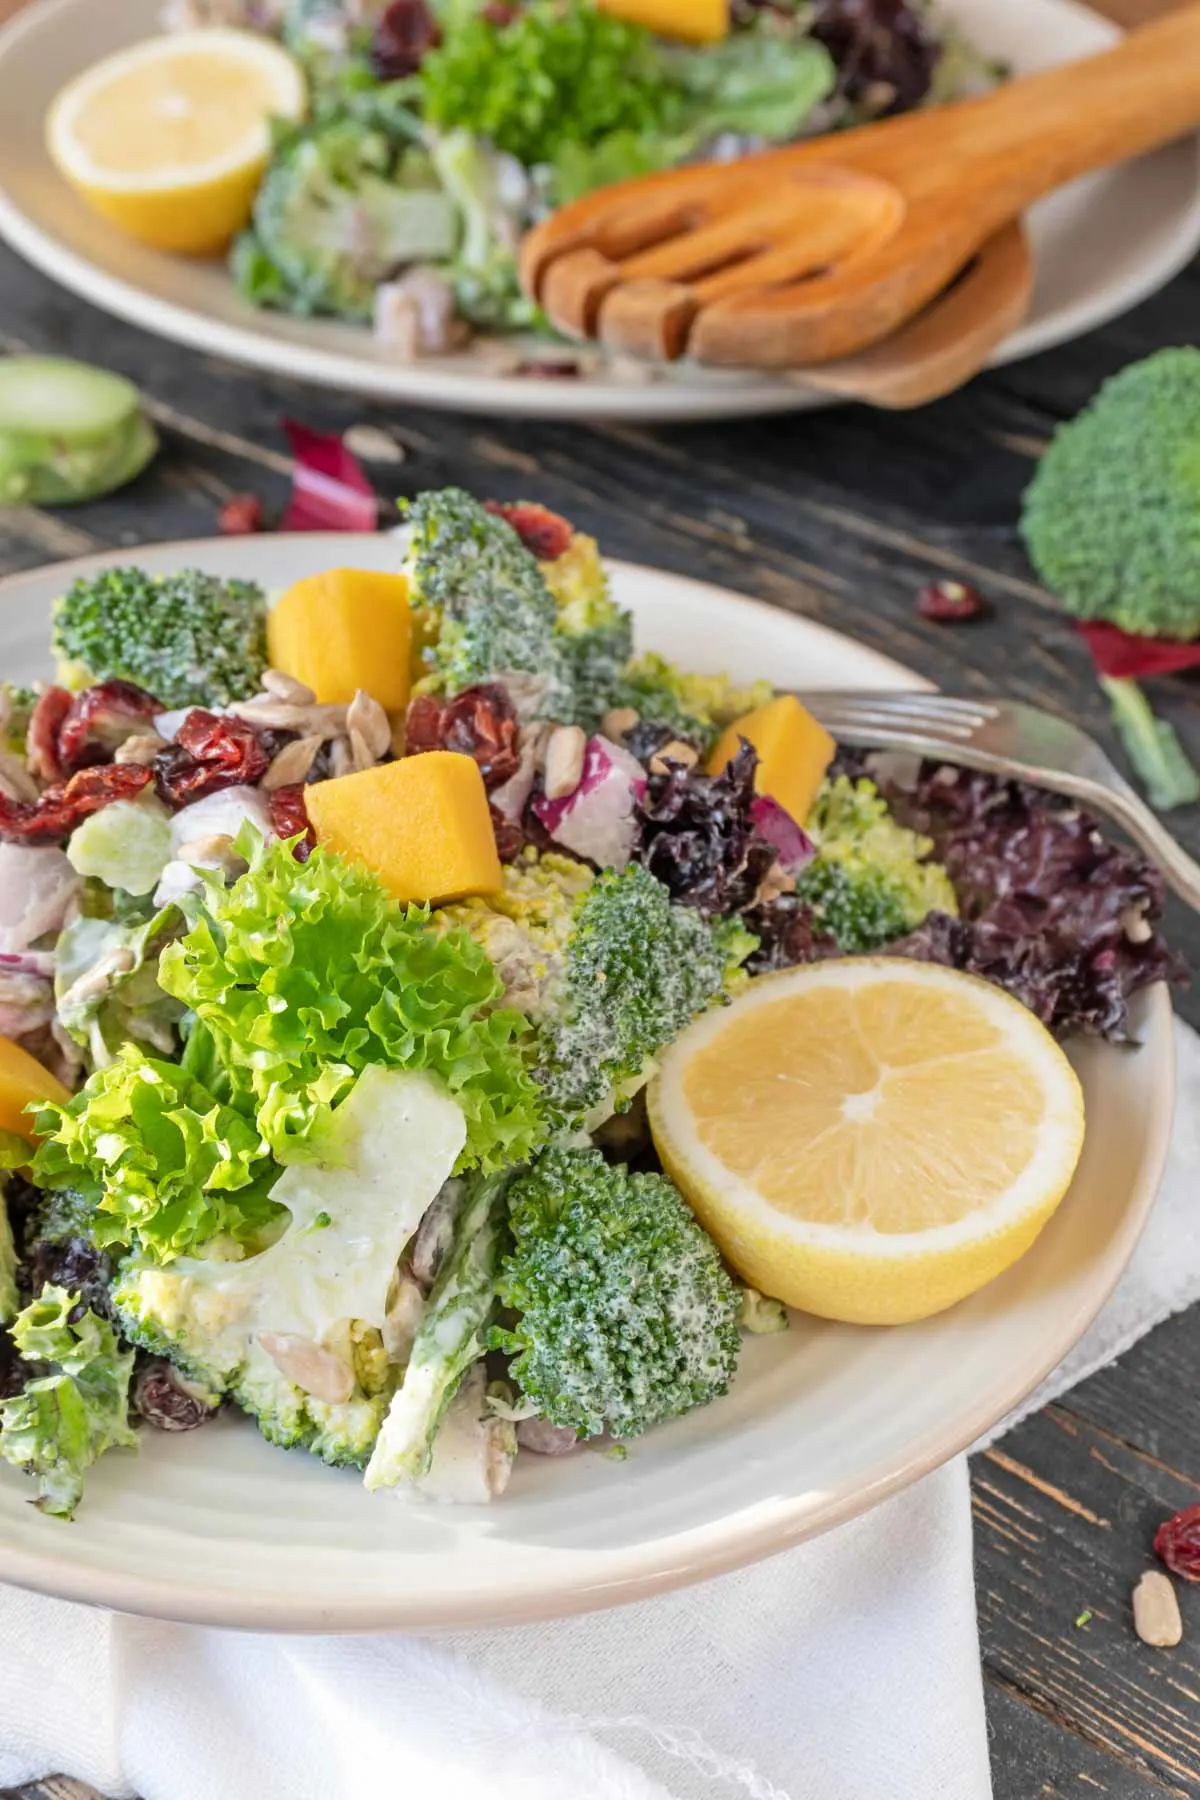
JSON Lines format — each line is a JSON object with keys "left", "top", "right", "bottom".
{"left": 157, "top": 834, "right": 546, "bottom": 1173}
{"left": 0, "top": 1285, "right": 136, "bottom": 1518}
{"left": 29, "top": 1046, "right": 279, "bottom": 1262}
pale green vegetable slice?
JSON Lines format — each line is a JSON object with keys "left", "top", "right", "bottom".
{"left": 0, "top": 357, "right": 157, "bottom": 508}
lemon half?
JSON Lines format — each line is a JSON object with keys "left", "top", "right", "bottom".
{"left": 47, "top": 30, "right": 305, "bottom": 256}
{"left": 649, "top": 959, "right": 1086, "bottom": 1325}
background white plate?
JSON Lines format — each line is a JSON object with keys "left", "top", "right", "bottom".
{"left": 0, "top": 535, "right": 1175, "bottom": 1631}
{"left": 0, "top": 0, "right": 1197, "bottom": 419}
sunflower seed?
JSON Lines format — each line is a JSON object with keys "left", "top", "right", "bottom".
{"left": 346, "top": 689, "right": 391, "bottom": 761}
{"left": 1134, "top": 1570, "right": 1183, "bottom": 1647}
{"left": 543, "top": 725, "right": 587, "bottom": 800}
{"left": 263, "top": 734, "right": 325, "bottom": 791}
{"left": 114, "top": 733, "right": 167, "bottom": 767}
{"left": 262, "top": 668, "right": 316, "bottom": 706}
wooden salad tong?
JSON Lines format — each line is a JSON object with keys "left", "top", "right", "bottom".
{"left": 521, "top": 3, "right": 1200, "bottom": 370}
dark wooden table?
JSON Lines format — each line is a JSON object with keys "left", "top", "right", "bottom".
{"left": 3, "top": 3, "right": 1200, "bottom": 1792}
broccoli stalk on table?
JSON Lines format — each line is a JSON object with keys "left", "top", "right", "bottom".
{"left": 1020, "top": 345, "right": 1200, "bottom": 810}
{"left": 0, "top": 1285, "right": 136, "bottom": 1518}
{"left": 52, "top": 566, "right": 269, "bottom": 709}
{"left": 493, "top": 1147, "right": 741, "bottom": 1442}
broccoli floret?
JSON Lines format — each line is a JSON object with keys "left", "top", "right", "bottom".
{"left": 795, "top": 776, "right": 957, "bottom": 953}
{"left": 538, "top": 862, "right": 735, "bottom": 1124}
{"left": 0, "top": 683, "right": 36, "bottom": 755}
{"left": 403, "top": 487, "right": 577, "bottom": 716}
{"left": 548, "top": 541, "right": 635, "bottom": 731}
{"left": 1101, "top": 675, "right": 1200, "bottom": 813}
{"left": 614, "top": 652, "right": 773, "bottom": 753}
{"left": 438, "top": 850, "right": 594, "bottom": 1018}
{"left": 494, "top": 1147, "right": 740, "bottom": 1441}
{"left": 0, "top": 1285, "right": 136, "bottom": 1517}
{"left": 112, "top": 1065, "right": 467, "bottom": 1475}
{"left": 52, "top": 566, "right": 268, "bottom": 709}
{"left": 236, "top": 118, "right": 457, "bottom": 320}
{"left": 1021, "top": 347, "right": 1200, "bottom": 640}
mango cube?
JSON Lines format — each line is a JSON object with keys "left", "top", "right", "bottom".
{"left": 708, "top": 694, "right": 835, "bottom": 826}
{"left": 267, "top": 568, "right": 412, "bottom": 710}
{"left": 0, "top": 1035, "right": 69, "bottom": 1145}
{"left": 306, "top": 751, "right": 502, "bottom": 905}
{"left": 596, "top": 0, "right": 727, "bottom": 42}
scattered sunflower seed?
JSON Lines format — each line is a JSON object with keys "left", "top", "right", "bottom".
{"left": 343, "top": 424, "right": 406, "bottom": 465}
{"left": 1133, "top": 1569, "right": 1183, "bottom": 1647}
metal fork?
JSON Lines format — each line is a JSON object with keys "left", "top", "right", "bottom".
{"left": 796, "top": 690, "right": 1200, "bottom": 911}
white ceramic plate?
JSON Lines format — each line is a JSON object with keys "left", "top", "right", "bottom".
{"left": 0, "top": 0, "right": 1197, "bottom": 420}
{"left": 0, "top": 535, "right": 1175, "bottom": 1630}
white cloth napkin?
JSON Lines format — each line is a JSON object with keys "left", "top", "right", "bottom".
{"left": 0, "top": 1017, "right": 1197, "bottom": 1800}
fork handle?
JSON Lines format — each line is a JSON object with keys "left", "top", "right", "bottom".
{"left": 1074, "top": 775, "right": 1200, "bottom": 914}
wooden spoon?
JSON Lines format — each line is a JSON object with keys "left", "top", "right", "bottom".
{"left": 520, "top": 3, "right": 1200, "bottom": 369}
{"left": 795, "top": 218, "right": 1033, "bottom": 409}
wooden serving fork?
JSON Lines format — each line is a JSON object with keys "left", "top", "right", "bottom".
{"left": 520, "top": 4, "right": 1200, "bottom": 369}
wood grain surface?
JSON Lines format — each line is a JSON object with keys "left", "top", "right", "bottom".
{"left": 0, "top": 0, "right": 1198, "bottom": 1796}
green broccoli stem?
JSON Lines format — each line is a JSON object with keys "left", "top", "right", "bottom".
{"left": 1100, "top": 676, "right": 1200, "bottom": 813}
{"left": 363, "top": 1171, "right": 509, "bottom": 1491}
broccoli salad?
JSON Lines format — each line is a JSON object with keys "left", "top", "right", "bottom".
{"left": 162, "top": 0, "right": 1001, "bottom": 360}
{"left": 0, "top": 487, "right": 1179, "bottom": 1516}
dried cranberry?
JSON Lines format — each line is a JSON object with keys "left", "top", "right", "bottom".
{"left": 218, "top": 493, "right": 264, "bottom": 535}
{"left": 916, "top": 579, "right": 987, "bottom": 623}
{"left": 811, "top": 0, "right": 939, "bottom": 113}
{"left": 133, "top": 1359, "right": 220, "bottom": 1432}
{"left": 154, "top": 710, "right": 269, "bottom": 808}
{"left": 485, "top": 500, "right": 574, "bottom": 563}
{"left": 403, "top": 692, "right": 446, "bottom": 757}
{"left": 57, "top": 679, "right": 162, "bottom": 775}
{"left": 268, "top": 783, "right": 316, "bottom": 859}
{"left": 482, "top": 0, "right": 520, "bottom": 20}
{"left": 404, "top": 685, "right": 520, "bottom": 791}
{"left": 490, "top": 804, "right": 525, "bottom": 864}
{"left": 0, "top": 762, "right": 154, "bottom": 845}
{"left": 1156, "top": 1505, "right": 1200, "bottom": 1581}
{"left": 514, "top": 359, "right": 582, "bottom": 380}
{"left": 370, "top": 0, "right": 440, "bottom": 78}
{"left": 26, "top": 687, "right": 72, "bottom": 784}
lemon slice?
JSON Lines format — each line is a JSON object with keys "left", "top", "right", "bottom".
{"left": 47, "top": 30, "right": 306, "bottom": 255}
{"left": 648, "top": 959, "right": 1085, "bottom": 1325}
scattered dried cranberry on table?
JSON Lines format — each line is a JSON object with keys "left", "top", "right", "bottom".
{"left": 218, "top": 493, "right": 264, "bottom": 536}
{"left": 154, "top": 710, "right": 270, "bottom": 808}
{"left": 1156, "top": 1505, "right": 1200, "bottom": 1581}
{"left": 916, "top": 580, "right": 988, "bottom": 623}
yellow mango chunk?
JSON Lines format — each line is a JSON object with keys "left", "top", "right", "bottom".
{"left": 708, "top": 694, "right": 836, "bottom": 825}
{"left": 267, "top": 569, "right": 412, "bottom": 710}
{"left": 596, "top": 0, "right": 727, "bottom": 40}
{"left": 0, "top": 1036, "right": 69, "bottom": 1146}
{"left": 306, "top": 751, "right": 502, "bottom": 905}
